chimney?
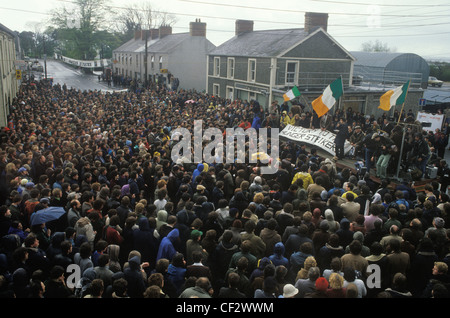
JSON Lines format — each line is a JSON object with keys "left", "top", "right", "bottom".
{"left": 190, "top": 18, "right": 206, "bottom": 37}
{"left": 134, "top": 29, "right": 142, "bottom": 40}
{"left": 140, "top": 30, "right": 150, "bottom": 41}
{"left": 235, "top": 20, "right": 254, "bottom": 36}
{"left": 159, "top": 25, "right": 173, "bottom": 38}
{"left": 149, "top": 28, "right": 159, "bottom": 39}
{"left": 304, "top": 12, "right": 328, "bottom": 33}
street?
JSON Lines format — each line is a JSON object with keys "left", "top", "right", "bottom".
{"left": 32, "top": 59, "right": 124, "bottom": 93}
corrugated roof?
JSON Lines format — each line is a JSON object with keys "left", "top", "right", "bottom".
{"left": 351, "top": 51, "right": 412, "bottom": 68}
{"left": 209, "top": 28, "right": 309, "bottom": 57}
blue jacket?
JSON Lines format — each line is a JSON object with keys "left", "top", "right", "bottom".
{"left": 156, "top": 228, "right": 179, "bottom": 262}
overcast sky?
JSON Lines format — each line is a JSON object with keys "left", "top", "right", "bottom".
{"left": 2, "top": 0, "right": 450, "bottom": 61}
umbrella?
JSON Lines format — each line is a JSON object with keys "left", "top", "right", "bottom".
{"left": 30, "top": 207, "right": 66, "bottom": 226}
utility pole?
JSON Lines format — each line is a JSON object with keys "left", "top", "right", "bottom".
{"left": 144, "top": 30, "right": 148, "bottom": 88}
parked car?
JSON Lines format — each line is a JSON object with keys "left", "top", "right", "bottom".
{"left": 428, "top": 76, "right": 443, "bottom": 87}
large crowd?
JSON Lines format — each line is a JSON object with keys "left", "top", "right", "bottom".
{"left": 0, "top": 78, "right": 449, "bottom": 299}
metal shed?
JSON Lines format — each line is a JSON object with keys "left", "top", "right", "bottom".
{"left": 351, "top": 51, "right": 430, "bottom": 89}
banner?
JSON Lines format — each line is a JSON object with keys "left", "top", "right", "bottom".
{"left": 279, "top": 124, "right": 352, "bottom": 156}
{"left": 416, "top": 111, "right": 444, "bottom": 132}
{"left": 55, "top": 54, "right": 110, "bottom": 69}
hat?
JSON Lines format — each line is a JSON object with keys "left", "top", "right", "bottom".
{"left": 355, "top": 126, "right": 361, "bottom": 129}
{"left": 191, "top": 229, "right": 203, "bottom": 240}
{"left": 315, "top": 277, "right": 329, "bottom": 291}
{"left": 282, "top": 284, "right": 299, "bottom": 298}
{"left": 40, "top": 198, "right": 49, "bottom": 204}
{"left": 18, "top": 167, "right": 27, "bottom": 173}
{"left": 196, "top": 185, "right": 206, "bottom": 191}
{"left": 434, "top": 217, "right": 445, "bottom": 228}
{"left": 25, "top": 182, "right": 35, "bottom": 188}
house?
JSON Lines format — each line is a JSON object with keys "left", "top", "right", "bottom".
{"left": 112, "top": 19, "right": 216, "bottom": 91}
{"left": 206, "top": 12, "right": 356, "bottom": 109}
{"left": 0, "top": 23, "right": 19, "bottom": 128}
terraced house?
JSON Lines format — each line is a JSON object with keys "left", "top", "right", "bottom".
{"left": 206, "top": 12, "right": 356, "bottom": 109}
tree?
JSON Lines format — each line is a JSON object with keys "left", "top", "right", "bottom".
{"left": 361, "top": 40, "right": 396, "bottom": 53}
{"left": 113, "top": 2, "right": 177, "bottom": 42}
{"left": 50, "top": 0, "right": 112, "bottom": 60}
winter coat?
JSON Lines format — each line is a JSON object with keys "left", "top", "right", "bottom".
{"left": 156, "top": 228, "right": 180, "bottom": 262}
{"left": 259, "top": 228, "right": 281, "bottom": 257}
{"left": 123, "top": 255, "right": 146, "bottom": 298}
{"left": 133, "top": 218, "right": 159, "bottom": 268}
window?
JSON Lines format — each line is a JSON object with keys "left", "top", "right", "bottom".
{"left": 151, "top": 56, "right": 154, "bottom": 69}
{"left": 159, "top": 56, "right": 163, "bottom": 70}
{"left": 286, "top": 61, "right": 299, "bottom": 85}
{"left": 214, "top": 57, "right": 220, "bottom": 77}
{"left": 248, "top": 59, "right": 256, "bottom": 82}
{"left": 213, "top": 84, "right": 220, "bottom": 97}
{"left": 227, "top": 57, "right": 235, "bottom": 79}
{"left": 226, "top": 86, "right": 234, "bottom": 100}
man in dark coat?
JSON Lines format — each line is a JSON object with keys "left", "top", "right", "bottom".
{"left": 333, "top": 118, "right": 349, "bottom": 160}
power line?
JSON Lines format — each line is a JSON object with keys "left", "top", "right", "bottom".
{"left": 307, "top": 0, "right": 450, "bottom": 7}
{"left": 176, "top": 0, "right": 450, "bottom": 17}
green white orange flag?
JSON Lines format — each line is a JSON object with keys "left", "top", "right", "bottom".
{"left": 312, "top": 77, "right": 343, "bottom": 118}
{"left": 378, "top": 80, "right": 410, "bottom": 111}
{"left": 283, "top": 86, "right": 301, "bottom": 102}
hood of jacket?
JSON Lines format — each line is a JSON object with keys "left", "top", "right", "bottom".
{"left": 340, "top": 218, "right": 350, "bottom": 230}
{"left": 196, "top": 163, "right": 204, "bottom": 172}
{"left": 138, "top": 217, "right": 151, "bottom": 231}
{"left": 273, "top": 242, "right": 285, "bottom": 256}
{"left": 128, "top": 255, "right": 141, "bottom": 271}
{"left": 325, "top": 209, "right": 335, "bottom": 221}
{"left": 167, "top": 228, "right": 180, "bottom": 242}
{"left": 107, "top": 244, "right": 120, "bottom": 261}
{"left": 157, "top": 210, "right": 168, "bottom": 222}
{"left": 50, "top": 232, "right": 66, "bottom": 248}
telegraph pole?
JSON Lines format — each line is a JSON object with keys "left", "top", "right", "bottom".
{"left": 144, "top": 30, "right": 148, "bottom": 88}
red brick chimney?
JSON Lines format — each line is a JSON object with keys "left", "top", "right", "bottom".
{"left": 235, "top": 20, "right": 254, "bottom": 36}
{"left": 190, "top": 18, "right": 206, "bottom": 37}
{"left": 304, "top": 12, "right": 328, "bottom": 33}
{"left": 140, "top": 30, "right": 150, "bottom": 41}
{"left": 159, "top": 25, "right": 173, "bottom": 38}
{"left": 134, "top": 29, "right": 142, "bottom": 40}
{"left": 150, "top": 28, "right": 159, "bottom": 39}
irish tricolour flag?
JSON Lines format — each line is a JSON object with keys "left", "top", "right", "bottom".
{"left": 312, "top": 77, "right": 343, "bottom": 118}
{"left": 378, "top": 80, "right": 410, "bottom": 111}
{"left": 283, "top": 86, "right": 301, "bottom": 102}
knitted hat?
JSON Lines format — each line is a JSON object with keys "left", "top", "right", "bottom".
{"left": 315, "top": 277, "right": 329, "bottom": 291}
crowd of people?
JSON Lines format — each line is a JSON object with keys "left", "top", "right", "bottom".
{"left": 0, "top": 78, "right": 449, "bottom": 299}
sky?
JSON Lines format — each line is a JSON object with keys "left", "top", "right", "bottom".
{"left": 1, "top": 0, "right": 450, "bottom": 62}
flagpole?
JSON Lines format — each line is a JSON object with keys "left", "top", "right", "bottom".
{"left": 397, "top": 79, "right": 411, "bottom": 125}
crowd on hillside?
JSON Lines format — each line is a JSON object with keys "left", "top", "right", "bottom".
{"left": 0, "top": 79, "right": 449, "bottom": 299}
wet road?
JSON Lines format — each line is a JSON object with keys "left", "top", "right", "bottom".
{"left": 34, "top": 59, "right": 124, "bottom": 93}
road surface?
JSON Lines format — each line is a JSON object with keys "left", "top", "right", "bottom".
{"left": 33, "top": 59, "right": 124, "bottom": 93}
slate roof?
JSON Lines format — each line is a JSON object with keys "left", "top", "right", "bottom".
{"left": 114, "top": 33, "right": 192, "bottom": 54}
{"left": 209, "top": 28, "right": 310, "bottom": 57}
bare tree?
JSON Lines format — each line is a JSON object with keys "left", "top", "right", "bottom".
{"left": 361, "top": 40, "right": 396, "bottom": 53}
{"left": 114, "top": 1, "right": 177, "bottom": 40}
